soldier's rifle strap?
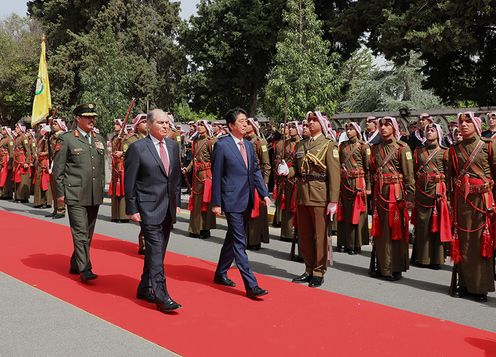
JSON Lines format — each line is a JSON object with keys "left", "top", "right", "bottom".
{"left": 377, "top": 145, "right": 398, "bottom": 172}
{"left": 342, "top": 142, "right": 362, "bottom": 169}
{"left": 417, "top": 147, "right": 441, "bottom": 174}
{"left": 457, "top": 141, "right": 486, "bottom": 183}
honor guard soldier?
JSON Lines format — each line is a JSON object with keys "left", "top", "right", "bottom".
{"left": 449, "top": 112, "right": 495, "bottom": 302}
{"left": 122, "top": 114, "right": 148, "bottom": 254}
{"left": 277, "top": 121, "right": 300, "bottom": 242}
{"left": 411, "top": 123, "right": 451, "bottom": 269}
{"left": 183, "top": 120, "right": 217, "bottom": 239}
{"left": 336, "top": 121, "right": 371, "bottom": 255}
{"left": 109, "top": 119, "right": 128, "bottom": 223}
{"left": 52, "top": 103, "right": 106, "bottom": 282}
{"left": 245, "top": 118, "right": 271, "bottom": 250}
{"left": 48, "top": 119, "right": 68, "bottom": 218}
{"left": 272, "top": 123, "right": 287, "bottom": 227}
{"left": 33, "top": 124, "right": 52, "bottom": 208}
{"left": 0, "top": 127, "right": 14, "bottom": 200}
{"left": 13, "top": 123, "right": 32, "bottom": 203}
{"left": 292, "top": 111, "right": 340, "bottom": 288}
{"left": 369, "top": 117, "right": 415, "bottom": 281}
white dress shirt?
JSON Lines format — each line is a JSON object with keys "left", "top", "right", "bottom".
{"left": 77, "top": 126, "right": 92, "bottom": 144}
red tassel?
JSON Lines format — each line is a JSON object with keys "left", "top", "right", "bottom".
{"left": 280, "top": 191, "right": 286, "bottom": 210}
{"left": 371, "top": 208, "right": 380, "bottom": 237}
{"left": 451, "top": 231, "right": 462, "bottom": 264}
{"left": 431, "top": 206, "right": 439, "bottom": 233}
{"left": 481, "top": 224, "right": 493, "bottom": 258}
{"left": 250, "top": 189, "right": 261, "bottom": 219}
{"left": 337, "top": 199, "right": 344, "bottom": 222}
{"left": 188, "top": 194, "right": 194, "bottom": 211}
{"left": 272, "top": 186, "right": 277, "bottom": 201}
{"left": 391, "top": 210, "right": 402, "bottom": 240}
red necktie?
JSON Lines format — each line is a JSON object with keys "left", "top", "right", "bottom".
{"left": 159, "top": 141, "right": 169, "bottom": 174}
{"left": 239, "top": 141, "right": 248, "bottom": 168}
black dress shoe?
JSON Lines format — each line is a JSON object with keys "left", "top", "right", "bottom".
{"left": 200, "top": 230, "right": 211, "bottom": 239}
{"left": 69, "top": 267, "right": 79, "bottom": 275}
{"left": 189, "top": 233, "right": 200, "bottom": 238}
{"left": 52, "top": 213, "right": 65, "bottom": 219}
{"left": 453, "top": 287, "right": 468, "bottom": 298}
{"left": 33, "top": 204, "right": 43, "bottom": 208}
{"left": 347, "top": 250, "right": 357, "bottom": 255}
{"left": 472, "top": 294, "right": 488, "bottom": 302}
{"left": 80, "top": 270, "right": 98, "bottom": 282}
{"left": 246, "top": 286, "right": 268, "bottom": 299}
{"left": 308, "top": 276, "right": 324, "bottom": 288}
{"left": 45, "top": 213, "right": 55, "bottom": 218}
{"left": 111, "top": 219, "right": 119, "bottom": 223}
{"left": 137, "top": 289, "right": 156, "bottom": 303}
{"left": 247, "top": 244, "right": 261, "bottom": 251}
{"left": 214, "top": 275, "right": 236, "bottom": 287}
{"left": 292, "top": 272, "right": 312, "bottom": 283}
{"left": 40, "top": 204, "right": 50, "bottom": 209}
{"left": 336, "top": 246, "right": 345, "bottom": 253}
{"left": 429, "top": 264, "right": 441, "bottom": 270}
{"left": 156, "top": 297, "right": 181, "bottom": 312}
{"left": 120, "top": 219, "right": 129, "bottom": 223}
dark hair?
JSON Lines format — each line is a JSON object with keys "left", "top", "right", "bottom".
{"left": 224, "top": 108, "right": 247, "bottom": 127}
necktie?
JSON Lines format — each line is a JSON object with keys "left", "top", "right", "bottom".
{"left": 85, "top": 134, "right": 91, "bottom": 144}
{"left": 238, "top": 141, "right": 248, "bottom": 168}
{"left": 159, "top": 141, "right": 169, "bottom": 174}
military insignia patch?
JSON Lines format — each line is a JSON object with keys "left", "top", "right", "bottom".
{"left": 95, "top": 141, "right": 104, "bottom": 150}
{"left": 366, "top": 148, "right": 371, "bottom": 156}
{"left": 176, "top": 136, "right": 181, "bottom": 142}
{"left": 9, "top": 141, "right": 13, "bottom": 146}
{"left": 88, "top": 103, "right": 94, "bottom": 109}
{"left": 123, "top": 144, "right": 128, "bottom": 151}
{"left": 333, "top": 147, "right": 339, "bottom": 158}
{"left": 23, "top": 139, "right": 28, "bottom": 144}
{"left": 261, "top": 145, "right": 267, "bottom": 152}
{"left": 405, "top": 151, "right": 412, "bottom": 160}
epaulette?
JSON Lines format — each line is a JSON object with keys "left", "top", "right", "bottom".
{"left": 397, "top": 140, "right": 408, "bottom": 147}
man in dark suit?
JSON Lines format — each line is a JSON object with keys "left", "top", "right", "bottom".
{"left": 125, "top": 109, "right": 182, "bottom": 312}
{"left": 211, "top": 108, "right": 271, "bottom": 299}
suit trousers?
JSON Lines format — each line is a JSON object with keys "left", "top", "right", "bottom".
{"left": 216, "top": 211, "right": 258, "bottom": 290}
{"left": 139, "top": 212, "right": 172, "bottom": 303}
{"left": 67, "top": 204, "right": 99, "bottom": 272}
{"left": 296, "top": 205, "right": 328, "bottom": 277}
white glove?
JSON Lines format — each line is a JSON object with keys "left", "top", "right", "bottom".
{"left": 277, "top": 160, "right": 289, "bottom": 176}
{"left": 327, "top": 202, "right": 337, "bottom": 220}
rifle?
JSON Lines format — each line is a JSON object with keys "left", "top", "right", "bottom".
{"left": 182, "top": 167, "right": 192, "bottom": 193}
{"left": 290, "top": 227, "right": 297, "bottom": 261}
{"left": 46, "top": 106, "right": 58, "bottom": 169}
{"left": 115, "top": 98, "right": 136, "bottom": 151}
{"left": 449, "top": 263, "right": 458, "bottom": 296}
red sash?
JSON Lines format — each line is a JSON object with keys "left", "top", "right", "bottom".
{"left": 201, "top": 178, "right": 212, "bottom": 212}
{"left": 250, "top": 189, "right": 261, "bottom": 218}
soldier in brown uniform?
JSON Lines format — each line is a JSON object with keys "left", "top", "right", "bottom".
{"left": 336, "top": 121, "right": 371, "bottom": 255}
{"left": 292, "top": 111, "right": 340, "bottom": 288}
{"left": 13, "top": 123, "right": 32, "bottom": 203}
{"left": 184, "top": 120, "right": 216, "bottom": 239}
{"left": 245, "top": 117, "right": 271, "bottom": 250}
{"left": 47, "top": 119, "right": 68, "bottom": 218}
{"left": 411, "top": 123, "right": 451, "bottom": 269}
{"left": 277, "top": 121, "right": 300, "bottom": 242}
{"left": 109, "top": 119, "right": 128, "bottom": 223}
{"left": 122, "top": 114, "right": 148, "bottom": 254}
{"left": 0, "top": 127, "right": 14, "bottom": 200}
{"left": 449, "top": 112, "right": 495, "bottom": 302}
{"left": 369, "top": 117, "right": 415, "bottom": 281}
{"left": 272, "top": 124, "right": 286, "bottom": 227}
{"left": 33, "top": 124, "right": 52, "bottom": 208}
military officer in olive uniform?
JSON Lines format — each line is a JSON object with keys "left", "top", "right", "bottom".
{"left": 292, "top": 111, "right": 340, "bottom": 288}
{"left": 122, "top": 113, "right": 148, "bottom": 254}
{"left": 13, "top": 123, "right": 32, "bottom": 203}
{"left": 52, "top": 103, "right": 106, "bottom": 282}
{"left": 369, "top": 117, "right": 415, "bottom": 281}
{"left": 0, "top": 126, "right": 14, "bottom": 200}
{"left": 245, "top": 118, "right": 271, "bottom": 249}
{"left": 183, "top": 120, "right": 217, "bottom": 239}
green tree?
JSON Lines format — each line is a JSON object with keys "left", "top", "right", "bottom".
{"left": 264, "top": 0, "right": 341, "bottom": 121}
{"left": 341, "top": 53, "right": 443, "bottom": 112}
{"left": 0, "top": 15, "right": 42, "bottom": 125}
{"left": 181, "top": 0, "right": 286, "bottom": 116}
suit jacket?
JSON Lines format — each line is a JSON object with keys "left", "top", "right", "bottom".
{"left": 211, "top": 135, "right": 268, "bottom": 213}
{"left": 52, "top": 130, "right": 106, "bottom": 206}
{"left": 124, "top": 135, "right": 181, "bottom": 225}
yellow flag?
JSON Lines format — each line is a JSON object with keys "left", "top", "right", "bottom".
{"left": 31, "top": 36, "right": 52, "bottom": 126}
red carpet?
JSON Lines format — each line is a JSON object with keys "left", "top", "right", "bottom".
{"left": 1, "top": 210, "right": 495, "bottom": 356}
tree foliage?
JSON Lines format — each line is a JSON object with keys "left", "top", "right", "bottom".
{"left": 264, "top": 0, "right": 341, "bottom": 121}
{"left": 341, "top": 52, "right": 443, "bottom": 112}
{"left": 181, "top": 0, "right": 286, "bottom": 116}
{"left": 0, "top": 15, "right": 42, "bottom": 125}
{"left": 27, "top": 0, "right": 186, "bottom": 133}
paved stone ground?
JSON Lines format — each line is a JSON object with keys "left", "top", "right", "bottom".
{"left": 1, "top": 198, "right": 495, "bottom": 356}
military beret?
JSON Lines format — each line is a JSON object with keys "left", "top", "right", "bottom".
{"left": 73, "top": 103, "right": 98, "bottom": 117}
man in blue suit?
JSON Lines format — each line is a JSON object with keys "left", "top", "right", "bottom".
{"left": 125, "top": 109, "right": 182, "bottom": 312}
{"left": 211, "top": 108, "right": 271, "bottom": 299}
